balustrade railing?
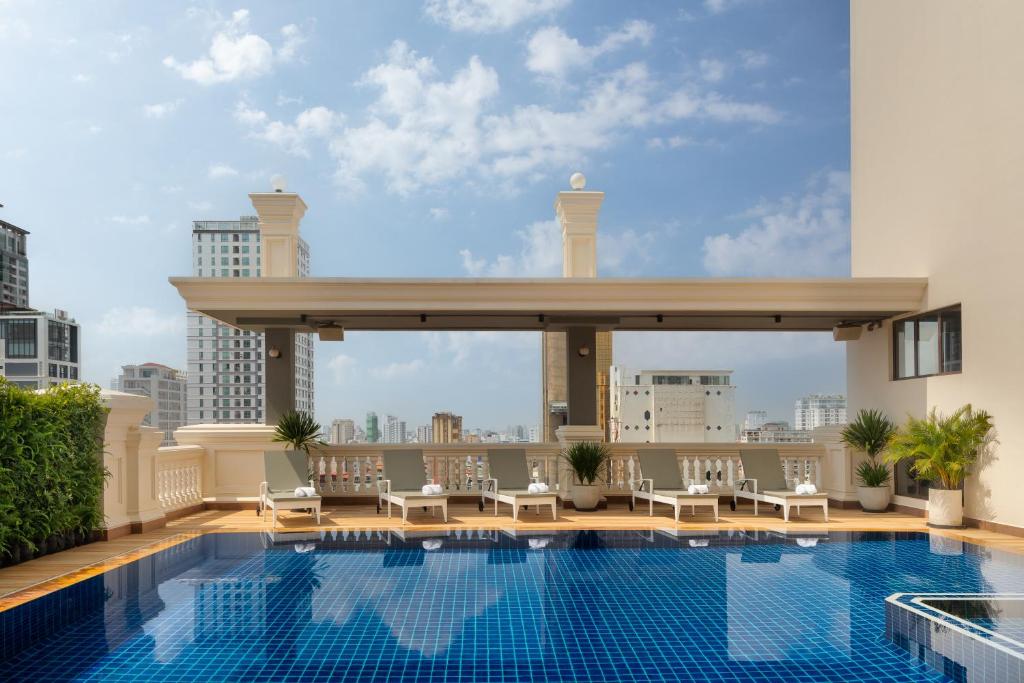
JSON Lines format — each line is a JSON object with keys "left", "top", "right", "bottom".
{"left": 155, "top": 446, "right": 204, "bottom": 512}
{"left": 306, "top": 443, "right": 824, "bottom": 498}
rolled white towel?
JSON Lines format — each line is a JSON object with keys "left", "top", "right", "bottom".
{"left": 528, "top": 537, "right": 552, "bottom": 549}
{"left": 796, "top": 538, "right": 819, "bottom": 548}
{"left": 294, "top": 486, "right": 316, "bottom": 497}
{"left": 421, "top": 484, "right": 443, "bottom": 495}
{"left": 528, "top": 482, "right": 550, "bottom": 494}
{"left": 687, "top": 484, "right": 709, "bottom": 495}
{"left": 293, "top": 543, "right": 316, "bottom": 553}
{"left": 688, "top": 539, "right": 710, "bottom": 548}
{"left": 795, "top": 483, "right": 818, "bottom": 495}
{"left": 422, "top": 539, "right": 443, "bottom": 551}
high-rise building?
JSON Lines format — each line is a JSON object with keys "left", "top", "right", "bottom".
{"left": 432, "top": 411, "right": 462, "bottom": 443}
{"left": 382, "top": 415, "right": 406, "bottom": 444}
{"left": 365, "top": 411, "right": 379, "bottom": 443}
{"left": 186, "top": 215, "right": 313, "bottom": 424}
{"left": 741, "top": 421, "right": 812, "bottom": 444}
{"left": 0, "top": 219, "right": 29, "bottom": 311}
{"left": 528, "top": 426, "right": 540, "bottom": 443}
{"left": 0, "top": 308, "right": 79, "bottom": 389}
{"left": 743, "top": 410, "right": 768, "bottom": 431}
{"left": 415, "top": 425, "right": 432, "bottom": 443}
{"left": 794, "top": 394, "right": 847, "bottom": 430}
{"left": 329, "top": 418, "right": 355, "bottom": 445}
{"left": 609, "top": 367, "right": 736, "bottom": 443}
{"left": 541, "top": 330, "right": 613, "bottom": 442}
{"left": 115, "top": 363, "right": 187, "bottom": 446}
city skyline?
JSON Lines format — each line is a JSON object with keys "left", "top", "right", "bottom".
{"left": 0, "top": 1, "right": 849, "bottom": 427}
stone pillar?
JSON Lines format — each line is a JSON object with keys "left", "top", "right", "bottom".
{"left": 100, "top": 390, "right": 166, "bottom": 538}
{"left": 250, "top": 187, "right": 307, "bottom": 278}
{"left": 124, "top": 426, "right": 166, "bottom": 533}
{"left": 552, "top": 173, "right": 606, "bottom": 445}
{"left": 265, "top": 328, "right": 296, "bottom": 424}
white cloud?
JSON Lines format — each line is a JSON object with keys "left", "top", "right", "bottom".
{"left": 425, "top": 331, "right": 537, "bottom": 366}
{"left": 369, "top": 359, "right": 425, "bottom": 380}
{"left": 163, "top": 9, "right": 305, "bottom": 85}
{"left": 646, "top": 135, "right": 692, "bottom": 150}
{"left": 160, "top": 185, "right": 183, "bottom": 194}
{"left": 301, "top": 42, "right": 779, "bottom": 195}
{"left": 699, "top": 58, "right": 727, "bottom": 83}
{"left": 276, "top": 92, "right": 304, "bottom": 106}
{"left": 429, "top": 207, "right": 450, "bottom": 221}
{"left": 526, "top": 20, "right": 654, "bottom": 80}
{"left": 702, "top": 170, "right": 851, "bottom": 276}
{"left": 87, "top": 124, "right": 102, "bottom": 135}
{"left": 207, "top": 163, "right": 238, "bottom": 179}
{"left": 739, "top": 49, "right": 769, "bottom": 69}
{"left": 73, "top": 73, "right": 93, "bottom": 84}
{"left": 95, "top": 307, "right": 184, "bottom": 337}
{"left": 704, "top": 0, "right": 747, "bottom": 14}
{"left": 110, "top": 214, "right": 150, "bottom": 226}
{"left": 188, "top": 200, "right": 213, "bottom": 211}
{"left": 143, "top": 99, "right": 184, "bottom": 119}
{"left": 327, "top": 354, "right": 357, "bottom": 383}
{"left": 459, "top": 219, "right": 561, "bottom": 277}
{"left": 460, "top": 218, "right": 657, "bottom": 277}
{"left": 234, "top": 102, "right": 343, "bottom": 157}
{"left": 425, "top": 0, "right": 570, "bottom": 32}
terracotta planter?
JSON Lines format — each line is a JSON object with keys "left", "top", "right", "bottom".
{"left": 927, "top": 488, "right": 964, "bottom": 528}
{"left": 856, "top": 486, "right": 892, "bottom": 512}
{"left": 572, "top": 484, "right": 601, "bottom": 511}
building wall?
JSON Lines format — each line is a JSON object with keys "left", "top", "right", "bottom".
{"left": 542, "top": 329, "right": 612, "bottom": 441}
{"left": 0, "top": 220, "right": 29, "bottom": 311}
{"left": 186, "top": 217, "right": 313, "bottom": 424}
{"left": 849, "top": 0, "right": 1024, "bottom": 529}
{"left": 609, "top": 367, "right": 735, "bottom": 443}
{"left": 0, "top": 309, "right": 80, "bottom": 389}
{"left": 794, "top": 394, "right": 847, "bottom": 431}
{"left": 329, "top": 418, "right": 355, "bottom": 444}
{"left": 117, "top": 363, "right": 187, "bottom": 446}
{"left": 432, "top": 411, "right": 462, "bottom": 443}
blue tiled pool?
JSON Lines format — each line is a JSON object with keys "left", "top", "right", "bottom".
{"left": 1, "top": 530, "right": 1022, "bottom": 682}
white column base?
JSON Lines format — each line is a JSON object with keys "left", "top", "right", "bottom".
{"left": 555, "top": 425, "right": 605, "bottom": 445}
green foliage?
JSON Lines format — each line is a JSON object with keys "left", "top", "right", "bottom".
{"left": 885, "top": 404, "right": 994, "bottom": 490}
{"left": 561, "top": 441, "right": 611, "bottom": 485}
{"left": 843, "top": 409, "right": 897, "bottom": 486}
{"left": 0, "top": 379, "right": 108, "bottom": 557}
{"left": 842, "top": 409, "right": 896, "bottom": 458}
{"left": 855, "top": 459, "right": 892, "bottom": 487}
{"left": 272, "top": 411, "right": 325, "bottom": 454}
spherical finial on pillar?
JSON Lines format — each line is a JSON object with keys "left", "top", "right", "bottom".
{"left": 271, "top": 174, "right": 288, "bottom": 192}
{"left": 569, "top": 172, "right": 586, "bottom": 190}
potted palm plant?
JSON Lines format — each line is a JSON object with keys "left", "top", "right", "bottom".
{"left": 841, "top": 409, "right": 896, "bottom": 512}
{"left": 272, "top": 411, "right": 326, "bottom": 455}
{"left": 562, "top": 441, "right": 610, "bottom": 511}
{"left": 886, "top": 404, "right": 993, "bottom": 528}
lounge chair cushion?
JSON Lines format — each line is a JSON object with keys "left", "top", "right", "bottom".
{"left": 650, "top": 489, "right": 721, "bottom": 499}
{"left": 638, "top": 450, "right": 685, "bottom": 489}
{"left": 738, "top": 449, "right": 790, "bottom": 490}
{"left": 486, "top": 449, "right": 532, "bottom": 490}
{"left": 264, "top": 450, "right": 312, "bottom": 490}
{"left": 382, "top": 450, "right": 429, "bottom": 491}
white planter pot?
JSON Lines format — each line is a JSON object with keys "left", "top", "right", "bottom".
{"left": 572, "top": 484, "right": 601, "bottom": 511}
{"left": 928, "top": 488, "right": 964, "bottom": 528}
{"left": 856, "top": 486, "right": 892, "bottom": 512}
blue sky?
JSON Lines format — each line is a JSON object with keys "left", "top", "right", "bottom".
{"left": 0, "top": 0, "right": 851, "bottom": 431}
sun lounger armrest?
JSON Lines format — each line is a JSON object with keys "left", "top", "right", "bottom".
{"left": 378, "top": 479, "right": 391, "bottom": 497}
{"left": 259, "top": 481, "right": 268, "bottom": 500}
{"left": 735, "top": 478, "right": 758, "bottom": 494}
{"left": 484, "top": 478, "right": 497, "bottom": 493}
{"left": 633, "top": 478, "right": 654, "bottom": 493}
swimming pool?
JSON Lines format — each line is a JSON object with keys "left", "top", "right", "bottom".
{"left": 1, "top": 530, "right": 1021, "bottom": 682}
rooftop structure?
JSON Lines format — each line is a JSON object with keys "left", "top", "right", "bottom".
{"left": 0, "top": 308, "right": 79, "bottom": 389}
{"left": 609, "top": 367, "right": 736, "bottom": 443}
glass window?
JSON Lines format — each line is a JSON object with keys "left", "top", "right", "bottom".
{"left": 0, "top": 319, "right": 37, "bottom": 358}
{"left": 893, "top": 306, "right": 962, "bottom": 380}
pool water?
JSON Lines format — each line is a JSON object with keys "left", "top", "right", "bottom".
{"left": 1, "top": 530, "right": 1022, "bottom": 682}
{"left": 920, "top": 597, "right": 1024, "bottom": 643}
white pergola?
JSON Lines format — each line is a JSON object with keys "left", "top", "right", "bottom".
{"left": 170, "top": 177, "right": 927, "bottom": 439}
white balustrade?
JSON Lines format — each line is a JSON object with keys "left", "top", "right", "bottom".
{"left": 155, "top": 446, "right": 204, "bottom": 512}
{"left": 305, "top": 442, "right": 825, "bottom": 499}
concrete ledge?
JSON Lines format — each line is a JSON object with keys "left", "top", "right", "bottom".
{"left": 965, "top": 516, "right": 1024, "bottom": 538}
{"left": 129, "top": 517, "right": 167, "bottom": 534}
{"left": 892, "top": 503, "right": 927, "bottom": 517}
{"left": 164, "top": 504, "right": 205, "bottom": 522}
{"left": 101, "top": 524, "right": 132, "bottom": 541}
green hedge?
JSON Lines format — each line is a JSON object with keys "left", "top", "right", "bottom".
{"left": 0, "top": 378, "right": 108, "bottom": 559}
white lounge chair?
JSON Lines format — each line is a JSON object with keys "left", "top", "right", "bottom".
{"left": 479, "top": 449, "right": 558, "bottom": 522}
{"left": 731, "top": 449, "right": 829, "bottom": 522}
{"left": 376, "top": 449, "right": 449, "bottom": 523}
{"left": 259, "top": 450, "right": 321, "bottom": 528}
{"left": 629, "top": 449, "right": 720, "bottom": 522}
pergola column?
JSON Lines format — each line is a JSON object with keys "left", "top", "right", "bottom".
{"left": 554, "top": 174, "right": 606, "bottom": 445}
{"left": 251, "top": 186, "right": 306, "bottom": 422}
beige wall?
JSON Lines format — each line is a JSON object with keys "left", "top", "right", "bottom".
{"left": 849, "top": 0, "right": 1024, "bottom": 528}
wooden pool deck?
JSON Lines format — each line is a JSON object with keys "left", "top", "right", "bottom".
{"left": 2, "top": 504, "right": 1022, "bottom": 612}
